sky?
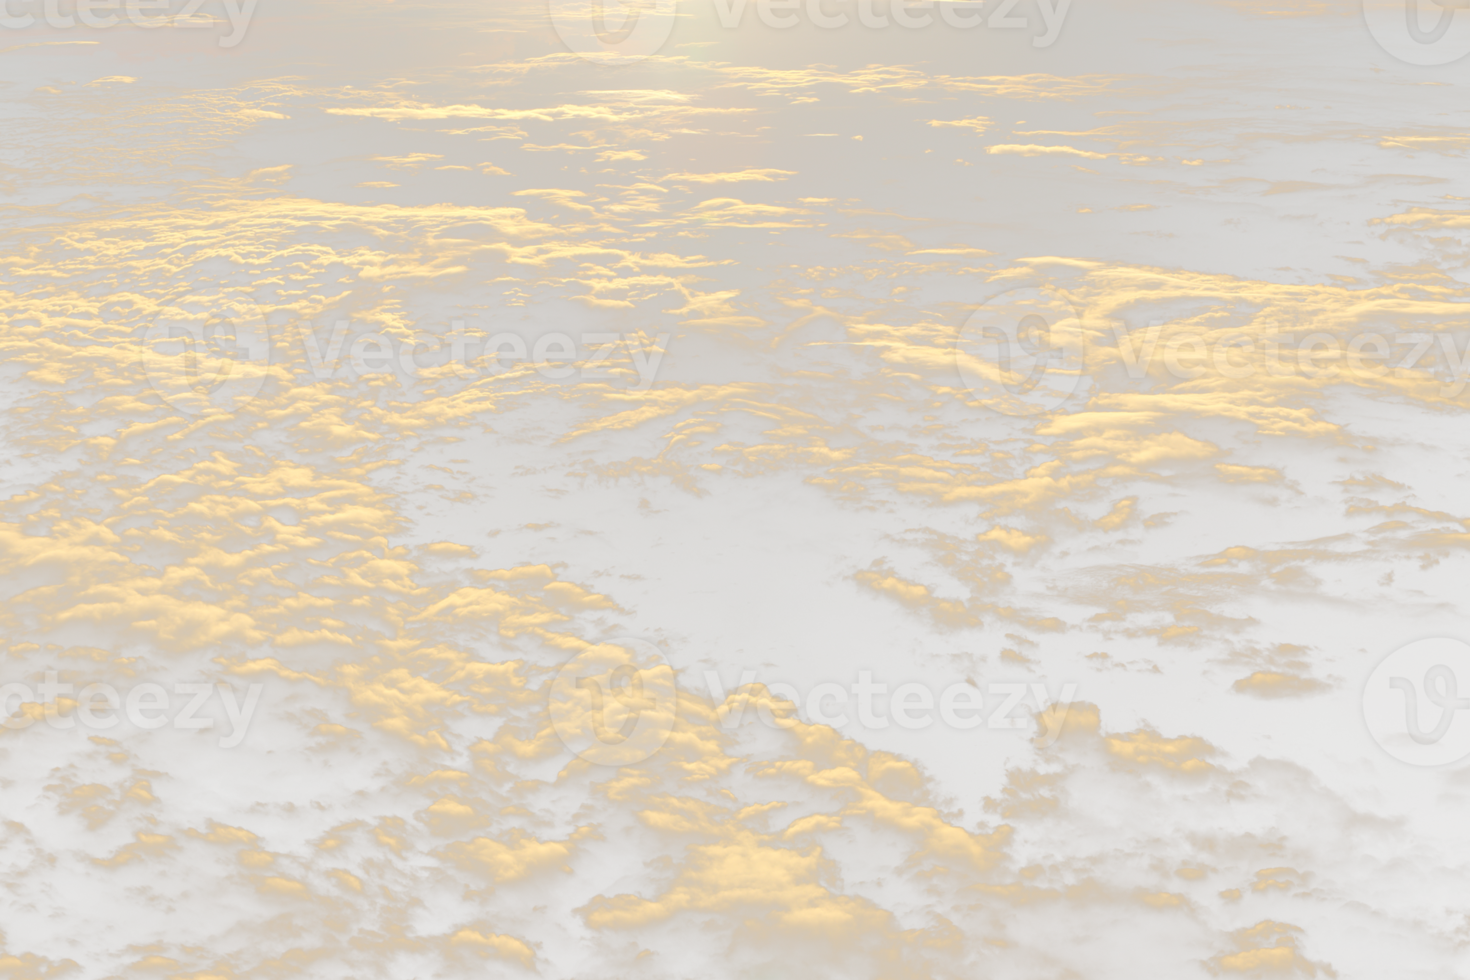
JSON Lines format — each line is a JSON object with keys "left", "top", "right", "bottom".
{"left": 2, "top": 0, "right": 1470, "bottom": 976}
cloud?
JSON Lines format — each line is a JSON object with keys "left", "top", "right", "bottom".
{"left": 987, "top": 143, "right": 1110, "bottom": 159}
{"left": 661, "top": 169, "right": 798, "bottom": 183}
{"left": 1231, "top": 672, "right": 1327, "bottom": 698}
{"left": 1, "top": 25, "right": 1457, "bottom": 979}
{"left": 80, "top": 76, "right": 141, "bottom": 88}
{"left": 927, "top": 116, "right": 992, "bottom": 134}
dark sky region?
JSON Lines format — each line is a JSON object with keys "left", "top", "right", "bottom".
{"left": 2, "top": 0, "right": 1470, "bottom": 975}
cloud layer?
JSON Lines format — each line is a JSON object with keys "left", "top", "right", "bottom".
{"left": 1, "top": 1, "right": 1468, "bottom": 976}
